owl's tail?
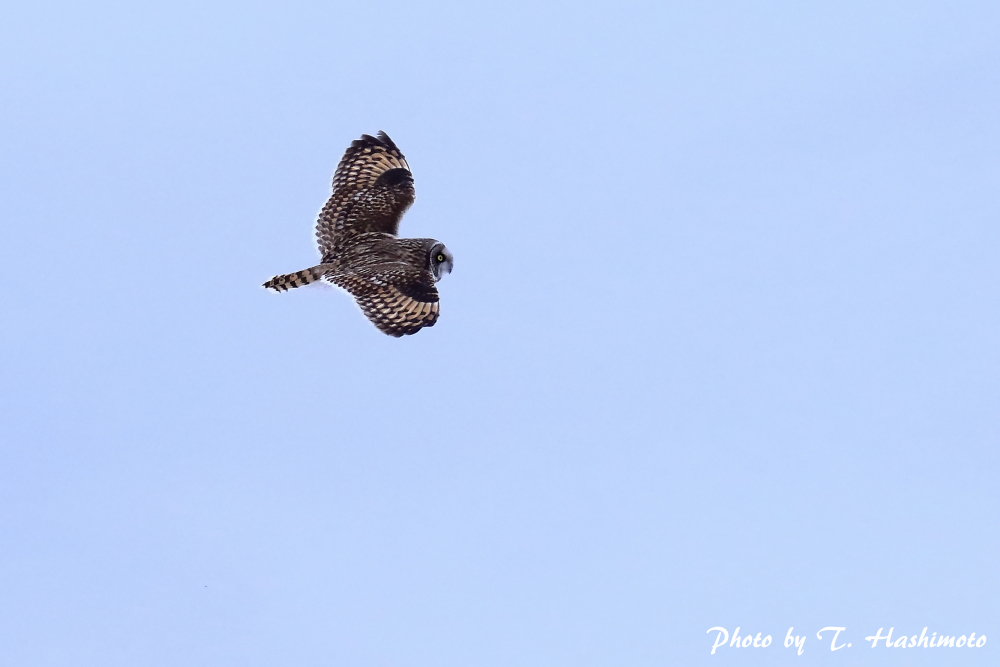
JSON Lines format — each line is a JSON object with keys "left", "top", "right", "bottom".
{"left": 263, "top": 265, "right": 328, "bottom": 292}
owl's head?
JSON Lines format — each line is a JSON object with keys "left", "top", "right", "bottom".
{"left": 429, "top": 242, "right": 453, "bottom": 282}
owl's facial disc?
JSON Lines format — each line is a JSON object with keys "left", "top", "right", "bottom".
{"left": 430, "top": 243, "right": 453, "bottom": 282}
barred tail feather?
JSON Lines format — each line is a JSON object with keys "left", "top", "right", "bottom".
{"left": 263, "top": 265, "right": 327, "bottom": 292}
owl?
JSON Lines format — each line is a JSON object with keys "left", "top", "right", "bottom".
{"left": 263, "top": 131, "right": 453, "bottom": 337}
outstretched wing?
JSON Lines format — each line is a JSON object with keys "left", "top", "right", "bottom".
{"left": 316, "top": 131, "right": 414, "bottom": 259}
{"left": 327, "top": 265, "right": 439, "bottom": 337}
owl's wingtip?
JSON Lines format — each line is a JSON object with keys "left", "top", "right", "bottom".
{"left": 375, "top": 130, "right": 398, "bottom": 150}
{"left": 355, "top": 131, "right": 398, "bottom": 152}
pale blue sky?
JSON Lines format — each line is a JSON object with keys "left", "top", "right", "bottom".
{"left": 0, "top": 1, "right": 997, "bottom": 665}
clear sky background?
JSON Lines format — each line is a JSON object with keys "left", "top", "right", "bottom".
{"left": 0, "top": 1, "right": 997, "bottom": 665}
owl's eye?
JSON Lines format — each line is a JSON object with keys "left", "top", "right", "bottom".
{"left": 436, "top": 254, "right": 445, "bottom": 262}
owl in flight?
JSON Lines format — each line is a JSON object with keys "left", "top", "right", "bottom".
{"left": 263, "top": 131, "right": 454, "bottom": 337}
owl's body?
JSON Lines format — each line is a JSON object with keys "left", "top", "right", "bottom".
{"left": 263, "top": 132, "right": 453, "bottom": 337}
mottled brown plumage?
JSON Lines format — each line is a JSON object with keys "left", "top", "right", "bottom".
{"left": 263, "top": 132, "right": 453, "bottom": 337}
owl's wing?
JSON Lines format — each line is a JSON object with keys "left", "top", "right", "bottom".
{"left": 327, "top": 265, "right": 439, "bottom": 337}
{"left": 316, "top": 132, "right": 415, "bottom": 259}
